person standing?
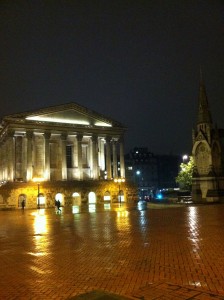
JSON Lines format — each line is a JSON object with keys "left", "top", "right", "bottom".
{"left": 21, "top": 199, "right": 25, "bottom": 210}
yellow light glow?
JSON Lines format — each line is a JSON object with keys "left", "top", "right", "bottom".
{"left": 88, "top": 204, "right": 96, "bottom": 212}
{"left": 32, "top": 177, "right": 45, "bottom": 183}
{"left": 104, "top": 203, "right": 111, "bottom": 210}
{"left": 94, "top": 122, "right": 112, "bottom": 127}
{"left": 117, "top": 210, "right": 129, "bottom": 218}
{"left": 26, "top": 116, "right": 90, "bottom": 125}
{"left": 72, "top": 192, "right": 80, "bottom": 197}
{"left": 72, "top": 206, "right": 80, "bottom": 214}
{"left": 44, "top": 170, "right": 50, "bottom": 180}
{"left": 116, "top": 208, "right": 130, "bottom": 231}
{"left": 37, "top": 195, "right": 45, "bottom": 205}
{"left": 31, "top": 211, "right": 49, "bottom": 259}
{"left": 32, "top": 211, "right": 47, "bottom": 235}
{"left": 88, "top": 192, "right": 96, "bottom": 203}
{"left": 28, "top": 252, "right": 45, "bottom": 257}
{"left": 114, "top": 178, "right": 125, "bottom": 183}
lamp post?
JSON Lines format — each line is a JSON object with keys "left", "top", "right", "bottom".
{"left": 37, "top": 183, "right": 40, "bottom": 209}
{"left": 33, "top": 178, "right": 44, "bottom": 209}
{"left": 136, "top": 170, "right": 141, "bottom": 199}
{"left": 114, "top": 178, "right": 125, "bottom": 204}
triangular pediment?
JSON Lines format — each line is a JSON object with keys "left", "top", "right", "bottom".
{"left": 26, "top": 109, "right": 112, "bottom": 127}
{"left": 4, "top": 103, "right": 124, "bottom": 128}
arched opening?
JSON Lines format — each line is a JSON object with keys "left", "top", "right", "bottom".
{"left": 18, "top": 194, "right": 27, "bottom": 208}
{"left": 37, "top": 193, "right": 45, "bottom": 208}
{"left": 88, "top": 191, "right": 96, "bottom": 204}
{"left": 72, "top": 192, "right": 81, "bottom": 206}
{"left": 104, "top": 191, "right": 111, "bottom": 202}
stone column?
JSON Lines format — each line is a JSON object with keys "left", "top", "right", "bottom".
{"left": 26, "top": 131, "right": 33, "bottom": 181}
{"left": 72, "top": 137, "right": 78, "bottom": 179}
{"left": 2, "top": 141, "right": 7, "bottom": 181}
{"left": 22, "top": 135, "right": 27, "bottom": 181}
{"left": 14, "top": 136, "right": 23, "bottom": 180}
{"left": 91, "top": 135, "right": 98, "bottom": 179}
{"left": 77, "top": 134, "right": 83, "bottom": 180}
{"left": 7, "top": 130, "right": 15, "bottom": 181}
{"left": 119, "top": 137, "right": 125, "bottom": 178}
{"left": 61, "top": 133, "right": 67, "bottom": 180}
{"left": 106, "top": 137, "right": 112, "bottom": 180}
{"left": 44, "top": 132, "right": 51, "bottom": 180}
{"left": 112, "top": 140, "right": 118, "bottom": 178}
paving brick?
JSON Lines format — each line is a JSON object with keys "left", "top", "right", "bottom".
{"left": 1, "top": 203, "right": 224, "bottom": 299}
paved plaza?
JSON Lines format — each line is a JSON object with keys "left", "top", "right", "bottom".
{"left": 1, "top": 202, "right": 224, "bottom": 300}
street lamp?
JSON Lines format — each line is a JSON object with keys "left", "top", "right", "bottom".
{"left": 182, "top": 155, "right": 189, "bottom": 163}
{"left": 114, "top": 177, "right": 125, "bottom": 204}
{"left": 37, "top": 182, "right": 40, "bottom": 209}
{"left": 33, "top": 178, "right": 44, "bottom": 209}
{"left": 136, "top": 170, "right": 141, "bottom": 199}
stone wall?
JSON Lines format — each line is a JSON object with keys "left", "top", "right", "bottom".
{"left": 0, "top": 180, "right": 138, "bottom": 209}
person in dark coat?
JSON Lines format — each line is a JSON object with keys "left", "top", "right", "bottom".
{"left": 56, "top": 200, "right": 61, "bottom": 211}
{"left": 21, "top": 199, "right": 25, "bottom": 210}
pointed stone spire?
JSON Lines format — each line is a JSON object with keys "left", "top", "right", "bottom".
{"left": 197, "top": 69, "right": 212, "bottom": 126}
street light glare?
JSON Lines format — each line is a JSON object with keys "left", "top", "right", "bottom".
{"left": 114, "top": 178, "right": 125, "bottom": 183}
{"left": 182, "top": 155, "right": 188, "bottom": 161}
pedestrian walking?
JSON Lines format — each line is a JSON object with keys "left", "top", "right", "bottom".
{"left": 56, "top": 200, "right": 61, "bottom": 212}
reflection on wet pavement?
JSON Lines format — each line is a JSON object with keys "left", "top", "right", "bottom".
{"left": 0, "top": 202, "right": 224, "bottom": 299}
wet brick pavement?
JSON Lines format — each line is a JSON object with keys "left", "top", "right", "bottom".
{"left": 0, "top": 202, "right": 224, "bottom": 299}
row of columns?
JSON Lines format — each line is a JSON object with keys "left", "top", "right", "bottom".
{"left": 0, "top": 130, "right": 125, "bottom": 182}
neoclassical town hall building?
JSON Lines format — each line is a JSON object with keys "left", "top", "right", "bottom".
{"left": 0, "top": 103, "right": 134, "bottom": 209}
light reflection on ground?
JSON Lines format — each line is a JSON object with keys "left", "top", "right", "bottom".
{"left": 1, "top": 202, "right": 224, "bottom": 299}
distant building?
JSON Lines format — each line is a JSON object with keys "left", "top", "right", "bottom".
{"left": 156, "top": 154, "right": 181, "bottom": 189}
{"left": 125, "top": 147, "right": 180, "bottom": 199}
{"left": 0, "top": 103, "right": 136, "bottom": 209}
{"left": 192, "top": 75, "right": 224, "bottom": 202}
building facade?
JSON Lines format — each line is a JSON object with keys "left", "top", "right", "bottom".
{"left": 0, "top": 103, "right": 135, "bottom": 209}
{"left": 125, "top": 147, "right": 180, "bottom": 200}
{"left": 192, "top": 76, "right": 224, "bottom": 202}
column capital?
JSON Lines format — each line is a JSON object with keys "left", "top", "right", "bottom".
{"left": 106, "top": 136, "right": 112, "bottom": 143}
{"left": 91, "top": 134, "right": 98, "bottom": 143}
{"left": 61, "top": 133, "right": 68, "bottom": 141}
{"left": 44, "top": 132, "right": 51, "bottom": 140}
{"left": 76, "top": 134, "right": 83, "bottom": 142}
{"left": 26, "top": 130, "right": 33, "bottom": 139}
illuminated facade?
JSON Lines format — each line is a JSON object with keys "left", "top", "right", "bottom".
{"left": 0, "top": 102, "right": 126, "bottom": 182}
{"left": 0, "top": 103, "right": 133, "bottom": 208}
{"left": 192, "top": 76, "right": 224, "bottom": 202}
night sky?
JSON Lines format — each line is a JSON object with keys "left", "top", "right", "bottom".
{"left": 0, "top": 1, "right": 223, "bottom": 155}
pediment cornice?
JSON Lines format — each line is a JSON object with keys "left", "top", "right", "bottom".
{"left": 2, "top": 102, "right": 126, "bottom": 130}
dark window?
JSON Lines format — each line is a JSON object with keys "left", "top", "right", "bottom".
{"left": 66, "top": 145, "right": 72, "bottom": 168}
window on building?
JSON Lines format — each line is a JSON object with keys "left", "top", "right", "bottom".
{"left": 66, "top": 145, "right": 72, "bottom": 168}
